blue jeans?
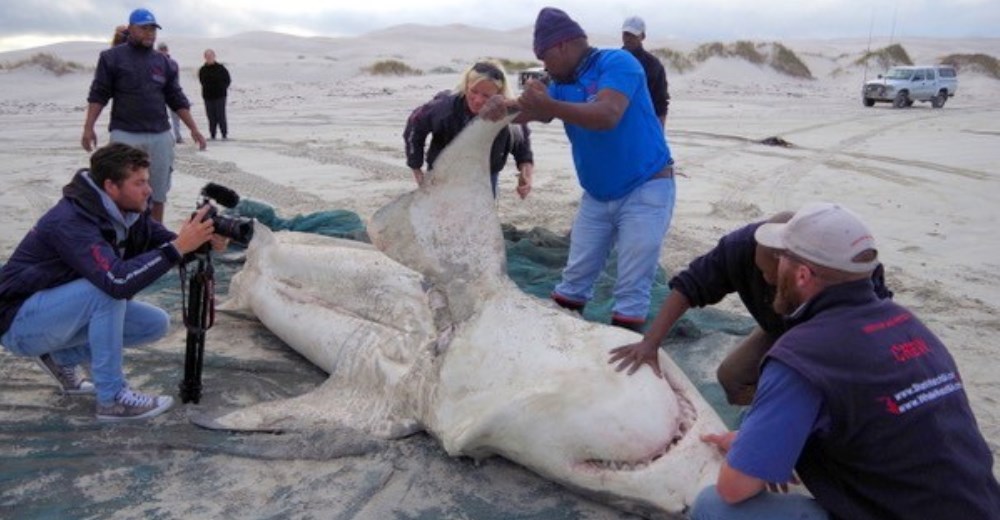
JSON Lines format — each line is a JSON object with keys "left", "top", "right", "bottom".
{"left": 691, "top": 485, "right": 830, "bottom": 520}
{"left": 1, "top": 279, "right": 170, "bottom": 405}
{"left": 554, "top": 177, "right": 675, "bottom": 320}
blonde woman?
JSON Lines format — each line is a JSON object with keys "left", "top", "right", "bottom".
{"left": 404, "top": 61, "right": 534, "bottom": 199}
{"left": 111, "top": 25, "right": 128, "bottom": 46}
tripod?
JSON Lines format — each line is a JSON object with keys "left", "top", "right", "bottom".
{"left": 178, "top": 250, "right": 215, "bottom": 404}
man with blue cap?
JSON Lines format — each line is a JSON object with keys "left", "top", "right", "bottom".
{"left": 81, "top": 8, "right": 207, "bottom": 223}
{"left": 493, "top": 7, "right": 675, "bottom": 333}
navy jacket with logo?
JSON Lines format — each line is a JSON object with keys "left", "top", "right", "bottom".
{"left": 0, "top": 171, "right": 182, "bottom": 335}
{"left": 87, "top": 40, "right": 191, "bottom": 134}
{"left": 767, "top": 279, "right": 1000, "bottom": 519}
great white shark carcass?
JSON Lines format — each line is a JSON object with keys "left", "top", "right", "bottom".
{"left": 207, "top": 111, "right": 726, "bottom": 517}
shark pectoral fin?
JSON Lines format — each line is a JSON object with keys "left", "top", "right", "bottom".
{"left": 189, "top": 377, "right": 424, "bottom": 439}
{"left": 188, "top": 395, "right": 339, "bottom": 434}
{"left": 214, "top": 299, "right": 259, "bottom": 319}
{"left": 189, "top": 411, "right": 287, "bottom": 434}
{"left": 185, "top": 421, "right": 390, "bottom": 461}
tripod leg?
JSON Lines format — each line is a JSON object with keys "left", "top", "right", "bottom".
{"left": 180, "top": 261, "right": 210, "bottom": 404}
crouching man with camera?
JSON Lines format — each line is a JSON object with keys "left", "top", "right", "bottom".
{"left": 0, "top": 143, "right": 222, "bottom": 421}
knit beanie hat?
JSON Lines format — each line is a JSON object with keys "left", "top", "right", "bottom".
{"left": 533, "top": 7, "right": 587, "bottom": 59}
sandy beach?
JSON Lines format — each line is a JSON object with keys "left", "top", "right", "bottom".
{"left": 1, "top": 25, "right": 998, "bottom": 517}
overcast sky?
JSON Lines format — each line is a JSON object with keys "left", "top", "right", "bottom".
{"left": 2, "top": 0, "right": 998, "bottom": 52}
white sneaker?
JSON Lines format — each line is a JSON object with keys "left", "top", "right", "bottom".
{"left": 35, "top": 353, "right": 95, "bottom": 395}
{"left": 96, "top": 387, "right": 174, "bottom": 422}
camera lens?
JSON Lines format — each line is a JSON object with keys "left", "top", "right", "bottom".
{"left": 212, "top": 214, "right": 254, "bottom": 244}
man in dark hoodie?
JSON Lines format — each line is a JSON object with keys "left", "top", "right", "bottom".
{"left": 0, "top": 143, "right": 217, "bottom": 421}
{"left": 608, "top": 211, "right": 892, "bottom": 406}
{"left": 82, "top": 8, "right": 207, "bottom": 224}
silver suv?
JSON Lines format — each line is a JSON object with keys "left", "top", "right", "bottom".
{"left": 862, "top": 65, "right": 958, "bottom": 108}
{"left": 518, "top": 67, "right": 550, "bottom": 90}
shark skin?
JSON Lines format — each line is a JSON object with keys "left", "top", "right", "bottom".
{"left": 207, "top": 113, "right": 726, "bottom": 517}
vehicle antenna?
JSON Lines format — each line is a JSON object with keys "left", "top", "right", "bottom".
{"left": 888, "top": 0, "right": 899, "bottom": 47}
{"left": 864, "top": 6, "right": 875, "bottom": 83}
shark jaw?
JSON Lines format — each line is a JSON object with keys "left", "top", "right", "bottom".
{"left": 425, "top": 287, "right": 724, "bottom": 516}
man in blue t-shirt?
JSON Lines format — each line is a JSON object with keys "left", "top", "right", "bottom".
{"left": 691, "top": 202, "right": 1000, "bottom": 519}
{"left": 506, "top": 7, "right": 675, "bottom": 332}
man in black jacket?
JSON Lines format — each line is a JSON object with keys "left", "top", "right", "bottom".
{"left": 199, "top": 49, "right": 232, "bottom": 140}
{"left": 608, "top": 211, "right": 892, "bottom": 405}
{"left": 621, "top": 16, "right": 670, "bottom": 126}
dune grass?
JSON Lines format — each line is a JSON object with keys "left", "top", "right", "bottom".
{"left": 364, "top": 59, "right": 423, "bottom": 76}
{"left": 691, "top": 42, "right": 726, "bottom": 63}
{"left": 731, "top": 40, "right": 767, "bottom": 65}
{"left": 690, "top": 41, "right": 813, "bottom": 79}
{"left": 0, "top": 53, "right": 86, "bottom": 76}
{"left": 854, "top": 43, "right": 913, "bottom": 70}
{"left": 490, "top": 58, "right": 541, "bottom": 73}
{"left": 651, "top": 47, "right": 695, "bottom": 73}
{"left": 427, "top": 65, "right": 459, "bottom": 74}
{"left": 941, "top": 53, "right": 1000, "bottom": 79}
{"left": 771, "top": 43, "right": 811, "bottom": 79}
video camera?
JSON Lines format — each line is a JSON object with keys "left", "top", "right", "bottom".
{"left": 197, "top": 183, "right": 254, "bottom": 245}
{"left": 179, "top": 182, "right": 254, "bottom": 404}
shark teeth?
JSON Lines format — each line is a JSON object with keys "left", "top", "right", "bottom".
{"left": 580, "top": 432, "right": 682, "bottom": 473}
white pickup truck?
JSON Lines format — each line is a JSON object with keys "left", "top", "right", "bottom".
{"left": 862, "top": 65, "right": 958, "bottom": 108}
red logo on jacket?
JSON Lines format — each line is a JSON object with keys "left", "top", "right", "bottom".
{"left": 90, "top": 244, "right": 111, "bottom": 272}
